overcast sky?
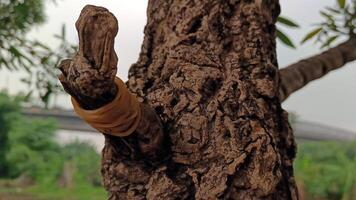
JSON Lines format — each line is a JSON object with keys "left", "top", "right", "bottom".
{"left": 0, "top": 0, "right": 355, "bottom": 132}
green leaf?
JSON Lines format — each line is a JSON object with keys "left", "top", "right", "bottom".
{"left": 320, "top": 11, "right": 334, "bottom": 21}
{"left": 61, "top": 24, "right": 66, "bottom": 40}
{"left": 321, "top": 35, "right": 339, "bottom": 48}
{"left": 9, "top": 46, "right": 22, "bottom": 57}
{"left": 24, "top": 91, "right": 33, "bottom": 102}
{"left": 33, "top": 41, "right": 50, "bottom": 51}
{"left": 326, "top": 6, "right": 341, "bottom": 14}
{"left": 0, "top": 58, "right": 11, "bottom": 70}
{"left": 53, "top": 34, "right": 62, "bottom": 40}
{"left": 338, "top": 0, "right": 346, "bottom": 8}
{"left": 301, "top": 27, "right": 323, "bottom": 44}
{"left": 20, "top": 78, "right": 32, "bottom": 85}
{"left": 277, "top": 16, "right": 299, "bottom": 28}
{"left": 276, "top": 29, "right": 296, "bottom": 48}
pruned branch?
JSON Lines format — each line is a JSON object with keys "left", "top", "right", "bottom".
{"left": 279, "top": 38, "right": 356, "bottom": 101}
{"left": 57, "top": 5, "right": 164, "bottom": 160}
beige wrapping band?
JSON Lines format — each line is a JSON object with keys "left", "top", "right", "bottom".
{"left": 71, "top": 78, "right": 141, "bottom": 137}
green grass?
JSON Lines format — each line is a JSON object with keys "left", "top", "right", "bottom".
{"left": 0, "top": 182, "right": 107, "bottom": 200}
{"left": 26, "top": 184, "right": 107, "bottom": 200}
{"left": 295, "top": 141, "right": 356, "bottom": 200}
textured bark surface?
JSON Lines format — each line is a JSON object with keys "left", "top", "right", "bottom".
{"left": 58, "top": 5, "right": 119, "bottom": 110}
{"left": 59, "top": 1, "right": 300, "bottom": 200}
{"left": 279, "top": 38, "right": 356, "bottom": 101}
{"left": 101, "top": 0, "right": 298, "bottom": 199}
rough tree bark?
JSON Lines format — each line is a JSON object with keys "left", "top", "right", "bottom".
{"left": 59, "top": 1, "right": 300, "bottom": 199}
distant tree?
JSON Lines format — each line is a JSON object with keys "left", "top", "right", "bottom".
{"left": 6, "top": 111, "right": 59, "bottom": 180}
{"left": 0, "top": 0, "right": 75, "bottom": 108}
{"left": 0, "top": 91, "right": 62, "bottom": 181}
{"left": 0, "top": 93, "right": 19, "bottom": 177}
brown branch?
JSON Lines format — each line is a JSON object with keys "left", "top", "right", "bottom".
{"left": 57, "top": 5, "right": 164, "bottom": 160}
{"left": 279, "top": 38, "right": 356, "bottom": 101}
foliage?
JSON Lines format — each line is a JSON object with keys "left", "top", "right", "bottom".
{"left": 6, "top": 116, "right": 61, "bottom": 181}
{"left": 19, "top": 24, "right": 75, "bottom": 108}
{"left": 277, "top": 0, "right": 356, "bottom": 49}
{"left": 0, "top": 0, "right": 46, "bottom": 32}
{"left": 0, "top": 92, "right": 60, "bottom": 181}
{"left": 0, "top": 93, "right": 21, "bottom": 177}
{"left": 0, "top": 92, "right": 102, "bottom": 190}
{"left": 61, "top": 141, "right": 102, "bottom": 187}
{"left": 0, "top": 0, "right": 76, "bottom": 108}
{"left": 0, "top": 141, "right": 106, "bottom": 199}
{"left": 295, "top": 141, "right": 356, "bottom": 200}
{"left": 276, "top": 16, "right": 299, "bottom": 48}
{"left": 301, "top": 0, "right": 356, "bottom": 48}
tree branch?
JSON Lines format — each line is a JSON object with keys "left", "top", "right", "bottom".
{"left": 57, "top": 5, "right": 164, "bottom": 160}
{"left": 279, "top": 38, "right": 356, "bottom": 101}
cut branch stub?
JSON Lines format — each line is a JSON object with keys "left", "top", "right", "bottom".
{"left": 57, "top": 5, "right": 165, "bottom": 161}
{"left": 76, "top": 5, "right": 118, "bottom": 72}
{"left": 58, "top": 5, "right": 118, "bottom": 109}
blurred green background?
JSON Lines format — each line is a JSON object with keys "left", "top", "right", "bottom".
{"left": 0, "top": 93, "right": 105, "bottom": 200}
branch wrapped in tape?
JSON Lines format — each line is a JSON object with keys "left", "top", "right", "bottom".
{"left": 72, "top": 78, "right": 141, "bottom": 137}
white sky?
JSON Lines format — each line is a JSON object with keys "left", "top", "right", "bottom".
{"left": 0, "top": 0, "right": 355, "bottom": 132}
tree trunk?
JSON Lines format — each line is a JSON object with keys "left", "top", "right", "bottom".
{"left": 101, "top": 0, "right": 298, "bottom": 199}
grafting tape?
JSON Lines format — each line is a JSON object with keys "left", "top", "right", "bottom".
{"left": 72, "top": 78, "right": 141, "bottom": 137}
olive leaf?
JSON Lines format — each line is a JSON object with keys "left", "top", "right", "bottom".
{"left": 277, "top": 16, "right": 300, "bottom": 28}
{"left": 338, "top": 0, "right": 346, "bottom": 8}
{"left": 276, "top": 29, "right": 296, "bottom": 48}
{"left": 301, "top": 27, "right": 323, "bottom": 44}
{"left": 321, "top": 35, "right": 339, "bottom": 48}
